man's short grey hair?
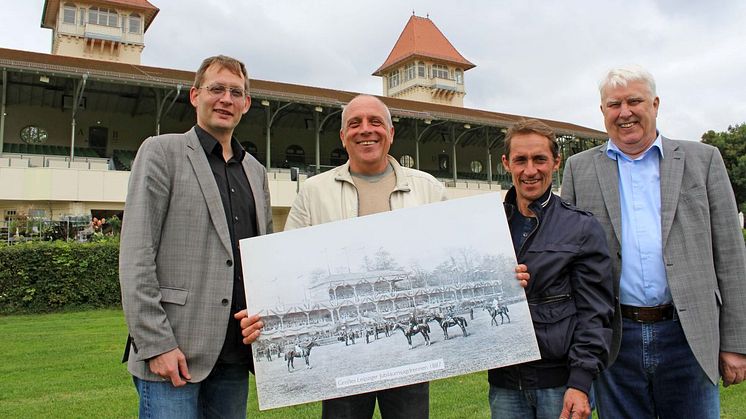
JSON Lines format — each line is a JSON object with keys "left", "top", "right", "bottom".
{"left": 340, "top": 95, "right": 393, "bottom": 132}
{"left": 598, "top": 65, "right": 657, "bottom": 99}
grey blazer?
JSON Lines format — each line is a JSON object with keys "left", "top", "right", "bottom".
{"left": 119, "top": 127, "right": 272, "bottom": 382}
{"left": 561, "top": 137, "right": 746, "bottom": 384}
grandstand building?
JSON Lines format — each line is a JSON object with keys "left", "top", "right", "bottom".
{"left": 0, "top": 2, "right": 606, "bottom": 235}
{"left": 255, "top": 269, "right": 508, "bottom": 344}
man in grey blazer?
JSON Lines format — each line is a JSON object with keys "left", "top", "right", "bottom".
{"left": 120, "top": 55, "right": 272, "bottom": 418}
{"left": 561, "top": 65, "right": 746, "bottom": 418}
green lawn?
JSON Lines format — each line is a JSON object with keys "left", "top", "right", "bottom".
{"left": 0, "top": 309, "right": 743, "bottom": 418}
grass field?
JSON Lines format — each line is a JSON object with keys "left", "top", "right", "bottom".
{"left": 0, "top": 309, "right": 744, "bottom": 418}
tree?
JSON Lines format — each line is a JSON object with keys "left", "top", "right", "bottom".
{"left": 701, "top": 123, "right": 746, "bottom": 228}
{"left": 364, "top": 247, "right": 400, "bottom": 271}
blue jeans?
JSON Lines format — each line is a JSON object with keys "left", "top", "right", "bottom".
{"left": 488, "top": 385, "right": 567, "bottom": 419}
{"left": 595, "top": 318, "right": 719, "bottom": 419}
{"left": 133, "top": 362, "right": 250, "bottom": 419}
{"left": 321, "top": 382, "right": 429, "bottom": 419}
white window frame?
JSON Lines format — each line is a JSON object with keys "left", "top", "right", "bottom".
{"left": 432, "top": 64, "right": 449, "bottom": 80}
{"left": 404, "top": 63, "right": 415, "bottom": 81}
{"left": 63, "top": 3, "right": 76, "bottom": 24}
{"left": 128, "top": 13, "right": 141, "bottom": 34}
{"left": 89, "top": 7, "right": 119, "bottom": 27}
{"left": 389, "top": 71, "right": 400, "bottom": 88}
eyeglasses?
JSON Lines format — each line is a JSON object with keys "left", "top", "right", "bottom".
{"left": 199, "top": 84, "right": 247, "bottom": 101}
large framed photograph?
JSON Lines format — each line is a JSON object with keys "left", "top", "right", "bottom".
{"left": 240, "top": 193, "right": 540, "bottom": 410}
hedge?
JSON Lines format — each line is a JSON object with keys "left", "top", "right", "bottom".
{"left": 0, "top": 237, "right": 120, "bottom": 314}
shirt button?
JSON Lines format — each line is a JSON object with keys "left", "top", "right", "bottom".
{"left": 226, "top": 260, "right": 233, "bottom": 267}
{"left": 231, "top": 188, "right": 236, "bottom": 193}
{"left": 221, "top": 298, "right": 229, "bottom": 306}
{"left": 522, "top": 232, "right": 528, "bottom": 237}
{"left": 234, "top": 216, "right": 239, "bottom": 221}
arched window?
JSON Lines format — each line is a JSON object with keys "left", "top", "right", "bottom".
{"left": 330, "top": 148, "right": 348, "bottom": 166}
{"left": 63, "top": 3, "right": 77, "bottom": 24}
{"left": 470, "top": 160, "right": 483, "bottom": 174}
{"left": 128, "top": 14, "right": 141, "bottom": 34}
{"left": 285, "top": 145, "right": 305, "bottom": 164}
{"left": 20, "top": 126, "right": 48, "bottom": 145}
{"left": 400, "top": 154, "right": 415, "bottom": 168}
{"left": 240, "top": 141, "right": 258, "bottom": 158}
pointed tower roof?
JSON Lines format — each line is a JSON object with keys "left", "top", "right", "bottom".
{"left": 373, "top": 15, "right": 475, "bottom": 76}
{"left": 42, "top": 0, "right": 160, "bottom": 31}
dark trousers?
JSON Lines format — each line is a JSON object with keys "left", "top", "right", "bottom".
{"left": 321, "top": 382, "right": 429, "bottom": 419}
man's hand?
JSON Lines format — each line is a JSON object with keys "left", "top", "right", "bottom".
{"left": 515, "top": 264, "right": 530, "bottom": 288}
{"left": 559, "top": 387, "right": 590, "bottom": 419}
{"left": 234, "top": 310, "right": 264, "bottom": 345}
{"left": 720, "top": 351, "right": 746, "bottom": 387}
{"left": 148, "top": 348, "right": 190, "bottom": 387}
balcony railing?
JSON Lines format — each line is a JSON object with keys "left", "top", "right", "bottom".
{"left": 388, "top": 75, "right": 465, "bottom": 96}
{"left": 56, "top": 21, "right": 144, "bottom": 45}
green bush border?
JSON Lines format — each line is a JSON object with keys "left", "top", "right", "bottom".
{"left": 0, "top": 237, "right": 120, "bottom": 314}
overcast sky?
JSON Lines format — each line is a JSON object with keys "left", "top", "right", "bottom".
{"left": 2, "top": 1, "right": 745, "bottom": 140}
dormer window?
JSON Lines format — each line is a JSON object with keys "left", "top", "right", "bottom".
{"left": 455, "top": 69, "right": 463, "bottom": 84}
{"left": 63, "top": 3, "right": 77, "bottom": 24}
{"left": 128, "top": 14, "right": 142, "bottom": 34}
{"left": 417, "top": 62, "right": 426, "bottom": 78}
{"left": 89, "top": 7, "right": 119, "bottom": 27}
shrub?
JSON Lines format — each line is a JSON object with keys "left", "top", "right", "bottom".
{"left": 0, "top": 237, "right": 120, "bottom": 314}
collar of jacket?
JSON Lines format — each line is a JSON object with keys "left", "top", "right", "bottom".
{"left": 333, "top": 155, "right": 412, "bottom": 193}
{"left": 503, "top": 185, "right": 553, "bottom": 219}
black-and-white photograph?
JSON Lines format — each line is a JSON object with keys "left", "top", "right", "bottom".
{"left": 240, "top": 193, "right": 540, "bottom": 410}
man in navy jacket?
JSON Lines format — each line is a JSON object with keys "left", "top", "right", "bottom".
{"left": 488, "top": 119, "right": 614, "bottom": 419}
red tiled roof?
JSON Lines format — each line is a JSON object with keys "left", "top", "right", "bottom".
{"left": 42, "top": 0, "right": 160, "bottom": 32}
{"left": 0, "top": 47, "right": 607, "bottom": 140}
{"left": 374, "top": 15, "right": 475, "bottom": 76}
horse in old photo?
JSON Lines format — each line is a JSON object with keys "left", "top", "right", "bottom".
{"left": 430, "top": 314, "right": 468, "bottom": 339}
{"left": 394, "top": 322, "right": 431, "bottom": 349}
{"left": 284, "top": 340, "right": 318, "bottom": 372}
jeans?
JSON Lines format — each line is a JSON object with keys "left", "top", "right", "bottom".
{"left": 594, "top": 318, "right": 719, "bottom": 419}
{"left": 321, "top": 382, "right": 429, "bottom": 419}
{"left": 133, "top": 362, "right": 250, "bottom": 419}
{"left": 488, "top": 385, "right": 567, "bottom": 419}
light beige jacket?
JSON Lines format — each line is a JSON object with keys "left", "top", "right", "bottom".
{"left": 284, "top": 156, "right": 446, "bottom": 229}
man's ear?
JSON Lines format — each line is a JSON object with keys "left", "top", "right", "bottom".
{"left": 189, "top": 86, "right": 199, "bottom": 108}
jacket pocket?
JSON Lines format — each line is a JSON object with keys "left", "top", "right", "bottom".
{"left": 530, "top": 299, "right": 577, "bottom": 360}
{"left": 160, "top": 286, "right": 188, "bottom": 305}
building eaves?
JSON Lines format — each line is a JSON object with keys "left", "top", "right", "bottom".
{"left": 0, "top": 47, "right": 606, "bottom": 140}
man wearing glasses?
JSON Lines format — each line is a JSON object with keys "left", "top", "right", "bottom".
{"left": 120, "top": 55, "right": 272, "bottom": 418}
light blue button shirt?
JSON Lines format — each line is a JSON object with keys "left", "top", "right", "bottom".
{"left": 606, "top": 135, "right": 672, "bottom": 306}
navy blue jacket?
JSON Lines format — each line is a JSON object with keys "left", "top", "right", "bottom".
{"left": 488, "top": 187, "right": 613, "bottom": 394}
